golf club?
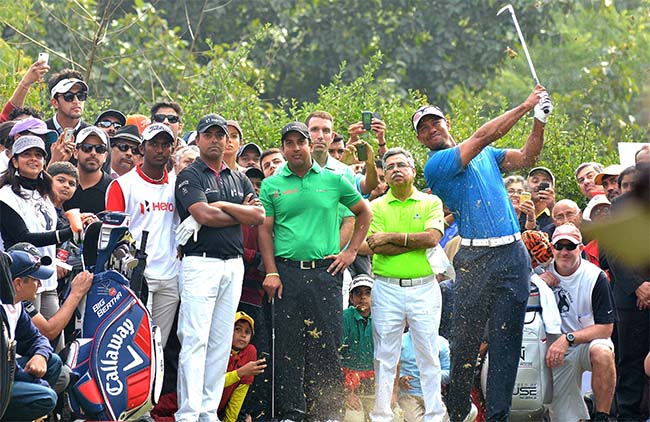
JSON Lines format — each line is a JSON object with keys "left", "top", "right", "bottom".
{"left": 497, "top": 4, "right": 550, "bottom": 113}
{"left": 271, "top": 296, "right": 275, "bottom": 419}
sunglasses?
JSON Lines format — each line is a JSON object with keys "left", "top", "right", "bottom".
{"left": 77, "top": 143, "right": 107, "bottom": 154}
{"left": 553, "top": 242, "right": 579, "bottom": 251}
{"left": 112, "top": 143, "right": 141, "bottom": 155}
{"left": 58, "top": 91, "right": 87, "bottom": 102}
{"left": 153, "top": 114, "right": 180, "bottom": 124}
{"left": 97, "top": 120, "right": 123, "bottom": 129}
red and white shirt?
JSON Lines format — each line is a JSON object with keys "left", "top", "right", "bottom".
{"left": 106, "top": 165, "right": 180, "bottom": 280}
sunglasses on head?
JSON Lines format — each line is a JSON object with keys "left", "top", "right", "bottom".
{"left": 97, "top": 120, "right": 122, "bottom": 129}
{"left": 553, "top": 242, "right": 579, "bottom": 251}
{"left": 58, "top": 91, "right": 87, "bottom": 102}
{"left": 112, "top": 143, "right": 141, "bottom": 155}
{"left": 77, "top": 143, "right": 107, "bottom": 154}
{"left": 153, "top": 114, "right": 180, "bottom": 124}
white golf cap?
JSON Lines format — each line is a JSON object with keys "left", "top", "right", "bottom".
{"left": 12, "top": 135, "right": 47, "bottom": 157}
{"left": 75, "top": 126, "right": 109, "bottom": 146}
{"left": 583, "top": 194, "right": 611, "bottom": 221}
{"left": 50, "top": 78, "right": 88, "bottom": 99}
{"left": 594, "top": 164, "right": 625, "bottom": 185}
{"left": 142, "top": 123, "right": 175, "bottom": 142}
{"left": 349, "top": 274, "right": 374, "bottom": 293}
{"left": 411, "top": 105, "right": 446, "bottom": 132}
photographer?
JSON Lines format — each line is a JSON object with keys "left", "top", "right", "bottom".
{"left": 522, "top": 167, "right": 555, "bottom": 231}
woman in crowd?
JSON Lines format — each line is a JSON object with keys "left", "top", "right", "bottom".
{"left": 0, "top": 135, "right": 73, "bottom": 323}
{"left": 504, "top": 175, "right": 537, "bottom": 231}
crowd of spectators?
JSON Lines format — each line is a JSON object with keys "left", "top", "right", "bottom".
{"left": 0, "top": 58, "right": 648, "bottom": 422}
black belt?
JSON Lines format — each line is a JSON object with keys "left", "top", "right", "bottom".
{"left": 277, "top": 257, "right": 333, "bottom": 270}
{"left": 185, "top": 252, "right": 242, "bottom": 260}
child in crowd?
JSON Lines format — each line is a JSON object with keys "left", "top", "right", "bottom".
{"left": 219, "top": 311, "right": 267, "bottom": 422}
{"left": 341, "top": 274, "right": 375, "bottom": 422}
{"left": 398, "top": 326, "right": 451, "bottom": 422}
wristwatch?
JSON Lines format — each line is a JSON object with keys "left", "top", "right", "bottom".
{"left": 566, "top": 332, "right": 576, "bottom": 346}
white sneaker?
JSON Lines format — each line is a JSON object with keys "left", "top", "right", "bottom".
{"left": 462, "top": 403, "right": 478, "bottom": 422}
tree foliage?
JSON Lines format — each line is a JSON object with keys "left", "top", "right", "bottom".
{"left": 0, "top": 0, "right": 647, "bottom": 205}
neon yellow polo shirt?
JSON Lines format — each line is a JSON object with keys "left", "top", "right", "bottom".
{"left": 260, "top": 160, "right": 362, "bottom": 260}
{"left": 370, "top": 188, "right": 444, "bottom": 278}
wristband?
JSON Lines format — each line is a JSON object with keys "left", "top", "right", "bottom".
{"left": 55, "top": 230, "right": 61, "bottom": 244}
{"left": 404, "top": 233, "right": 408, "bottom": 247}
{"left": 265, "top": 272, "right": 279, "bottom": 278}
{"left": 378, "top": 143, "right": 386, "bottom": 147}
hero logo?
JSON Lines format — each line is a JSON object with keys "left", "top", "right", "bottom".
{"left": 99, "top": 318, "right": 143, "bottom": 396}
{"left": 139, "top": 200, "right": 174, "bottom": 214}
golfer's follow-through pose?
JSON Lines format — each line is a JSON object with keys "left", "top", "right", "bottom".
{"left": 415, "top": 85, "right": 552, "bottom": 421}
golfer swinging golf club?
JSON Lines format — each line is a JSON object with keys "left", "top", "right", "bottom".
{"left": 414, "top": 83, "right": 552, "bottom": 421}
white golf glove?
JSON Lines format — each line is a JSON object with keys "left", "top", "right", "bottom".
{"left": 175, "top": 215, "right": 201, "bottom": 246}
{"left": 534, "top": 93, "right": 553, "bottom": 124}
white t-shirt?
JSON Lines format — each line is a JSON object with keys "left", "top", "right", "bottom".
{"left": 549, "top": 258, "right": 615, "bottom": 334}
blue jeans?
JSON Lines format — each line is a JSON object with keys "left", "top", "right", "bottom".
{"left": 3, "top": 354, "right": 62, "bottom": 421}
{"left": 447, "top": 241, "right": 530, "bottom": 422}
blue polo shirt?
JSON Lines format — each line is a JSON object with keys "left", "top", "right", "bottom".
{"left": 424, "top": 145, "right": 519, "bottom": 239}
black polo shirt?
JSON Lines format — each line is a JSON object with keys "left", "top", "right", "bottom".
{"left": 175, "top": 158, "right": 255, "bottom": 257}
{"left": 64, "top": 171, "right": 112, "bottom": 214}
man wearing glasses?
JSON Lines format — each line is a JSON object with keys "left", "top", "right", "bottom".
{"left": 94, "top": 109, "right": 126, "bottom": 138}
{"left": 94, "top": 109, "right": 127, "bottom": 175}
{"left": 108, "top": 125, "right": 142, "bottom": 178}
{"left": 63, "top": 126, "right": 111, "bottom": 214}
{"left": 151, "top": 101, "right": 184, "bottom": 172}
{"left": 45, "top": 70, "right": 89, "bottom": 136}
{"left": 150, "top": 101, "right": 183, "bottom": 141}
{"left": 363, "top": 147, "right": 446, "bottom": 422}
{"left": 545, "top": 224, "right": 616, "bottom": 422}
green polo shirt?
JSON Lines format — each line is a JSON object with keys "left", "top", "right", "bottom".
{"left": 324, "top": 156, "right": 356, "bottom": 219}
{"left": 260, "top": 160, "right": 362, "bottom": 260}
{"left": 370, "top": 188, "right": 444, "bottom": 278}
{"left": 341, "top": 306, "right": 374, "bottom": 371}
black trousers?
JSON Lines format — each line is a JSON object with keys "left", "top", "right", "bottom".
{"left": 274, "top": 259, "right": 344, "bottom": 422}
{"left": 616, "top": 307, "right": 650, "bottom": 421}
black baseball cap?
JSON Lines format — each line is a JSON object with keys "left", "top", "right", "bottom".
{"left": 196, "top": 114, "right": 228, "bottom": 135}
{"left": 237, "top": 143, "right": 263, "bottom": 159}
{"left": 244, "top": 167, "right": 265, "bottom": 180}
{"left": 111, "top": 125, "right": 142, "bottom": 145}
{"left": 281, "top": 122, "right": 310, "bottom": 141}
{"left": 94, "top": 109, "right": 127, "bottom": 127}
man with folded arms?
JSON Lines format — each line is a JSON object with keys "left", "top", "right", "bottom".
{"left": 365, "top": 147, "right": 446, "bottom": 422}
{"left": 174, "top": 114, "right": 264, "bottom": 422}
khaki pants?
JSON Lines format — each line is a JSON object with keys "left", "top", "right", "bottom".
{"left": 344, "top": 394, "right": 375, "bottom": 422}
{"left": 398, "top": 395, "right": 450, "bottom": 422}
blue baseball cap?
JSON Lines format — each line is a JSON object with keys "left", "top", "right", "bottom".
{"left": 7, "top": 250, "right": 54, "bottom": 280}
